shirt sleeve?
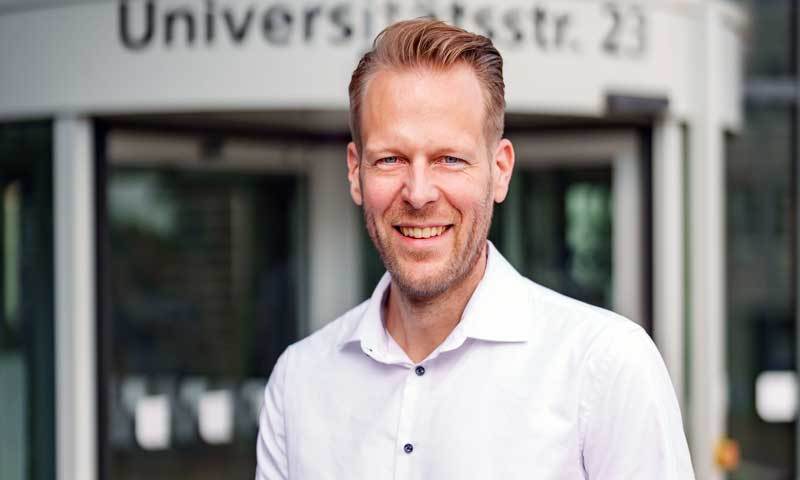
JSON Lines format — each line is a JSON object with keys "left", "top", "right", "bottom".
{"left": 580, "top": 324, "right": 694, "bottom": 479}
{"left": 255, "top": 348, "right": 290, "bottom": 480}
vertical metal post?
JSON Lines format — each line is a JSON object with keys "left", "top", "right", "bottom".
{"left": 54, "top": 116, "right": 97, "bottom": 480}
{"left": 689, "top": 4, "right": 727, "bottom": 479}
{"left": 653, "top": 115, "right": 686, "bottom": 413}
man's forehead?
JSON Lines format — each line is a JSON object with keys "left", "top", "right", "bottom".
{"left": 361, "top": 63, "right": 484, "bottom": 106}
{"left": 359, "top": 65, "right": 488, "bottom": 151}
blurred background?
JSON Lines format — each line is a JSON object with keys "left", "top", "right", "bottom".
{"left": 0, "top": 0, "right": 795, "bottom": 479}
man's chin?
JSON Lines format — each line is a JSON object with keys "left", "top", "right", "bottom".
{"left": 388, "top": 261, "right": 455, "bottom": 299}
{"left": 391, "top": 274, "right": 450, "bottom": 300}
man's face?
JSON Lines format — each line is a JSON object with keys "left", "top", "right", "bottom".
{"left": 347, "top": 64, "right": 514, "bottom": 299}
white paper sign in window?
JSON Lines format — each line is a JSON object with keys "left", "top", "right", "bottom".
{"left": 135, "top": 395, "right": 171, "bottom": 450}
{"left": 198, "top": 390, "right": 234, "bottom": 444}
{"left": 756, "top": 371, "right": 798, "bottom": 423}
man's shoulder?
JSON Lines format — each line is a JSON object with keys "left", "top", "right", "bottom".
{"left": 489, "top": 246, "right": 639, "bottom": 347}
{"left": 511, "top": 276, "right": 648, "bottom": 366}
{"left": 524, "top": 278, "right": 662, "bottom": 374}
{"left": 524, "top": 277, "right": 637, "bottom": 333}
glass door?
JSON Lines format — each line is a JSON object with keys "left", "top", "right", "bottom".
{"left": 491, "top": 167, "right": 613, "bottom": 308}
{"left": 491, "top": 130, "right": 647, "bottom": 327}
{"left": 101, "top": 129, "right": 308, "bottom": 480}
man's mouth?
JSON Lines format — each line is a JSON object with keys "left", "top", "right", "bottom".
{"left": 395, "top": 225, "right": 451, "bottom": 239}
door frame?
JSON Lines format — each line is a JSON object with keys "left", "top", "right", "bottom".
{"left": 510, "top": 130, "right": 647, "bottom": 328}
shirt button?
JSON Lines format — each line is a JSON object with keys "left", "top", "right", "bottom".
{"left": 415, "top": 366, "right": 425, "bottom": 376}
{"left": 404, "top": 443, "right": 414, "bottom": 454}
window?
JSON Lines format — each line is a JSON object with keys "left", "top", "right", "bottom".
{"left": 727, "top": 104, "right": 795, "bottom": 478}
{"left": 491, "top": 168, "right": 614, "bottom": 309}
{"left": 0, "top": 121, "right": 56, "bottom": 480}
{"left": 103, "top": 131, "right": 307, "bottom": 479}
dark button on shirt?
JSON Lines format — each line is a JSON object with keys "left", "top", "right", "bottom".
{"left": 415, "top": 366, "right": 425, "bottom": 376}
{"left": 404, "top": 443, "right": 414, "bottom": 454}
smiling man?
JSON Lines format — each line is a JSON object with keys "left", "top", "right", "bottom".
{"left": 256, "top": 19, "right": 694, "bottom": 480}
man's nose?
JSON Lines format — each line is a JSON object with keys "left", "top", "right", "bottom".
{"left": 402, "top": 161, "right": 439, "bottom": 209}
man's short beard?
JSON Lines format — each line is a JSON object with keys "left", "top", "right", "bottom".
{"left": 362, "top": 186, "right": 494, "bottom": 301}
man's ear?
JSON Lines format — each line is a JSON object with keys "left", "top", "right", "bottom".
{"left": 347, "top": 142, "right": 363, "bottom": 206}
{"left": 492, "top": 138, "right": 515, "bottom": 203}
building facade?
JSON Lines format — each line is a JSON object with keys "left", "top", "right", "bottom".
{"left": 0, "top": 0, "right": 759, "bottom": 479}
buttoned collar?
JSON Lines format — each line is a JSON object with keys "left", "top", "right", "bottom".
{"left": 336, "top": 242, "right": 532, "bottom": 359}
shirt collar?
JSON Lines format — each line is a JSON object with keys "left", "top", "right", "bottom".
{"left": 458, "top": 242, "right": 532, "bottom": 343}
{"left": 336, "top": 268, "right": 393, "bottom": 356}
{"left": 336, "top": 241, "right": 532, "bottom": 354}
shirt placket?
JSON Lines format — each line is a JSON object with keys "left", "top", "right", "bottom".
{"left": 393, "top": 364, "right": 425, "bottom": 480}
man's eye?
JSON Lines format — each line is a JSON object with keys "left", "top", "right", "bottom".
{"left": 378, "top": 156, "right": 399, "bottom": 165}
{"left": 442, "top": 156, "right": 465, "bottom": 165}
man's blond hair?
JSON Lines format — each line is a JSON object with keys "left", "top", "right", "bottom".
{"left": 348, "top": 18, "right": 505, "bottom": 151}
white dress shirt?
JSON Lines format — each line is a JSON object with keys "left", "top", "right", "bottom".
{"left": 256, "top": 243, "right": 694, "bottom": 479}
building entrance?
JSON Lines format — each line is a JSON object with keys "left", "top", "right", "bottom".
{"left": 98, "top": 123, "right": 651, "bottom": 479}
{"left": 100, "top": 127, "right": 313, "bottom": 479}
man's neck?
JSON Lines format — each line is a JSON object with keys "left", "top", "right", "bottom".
{"left": 384, "top": 243, "right": 488, "bottom": 364}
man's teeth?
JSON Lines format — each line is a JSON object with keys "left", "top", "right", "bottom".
{"left": 399, "top": 226, "right": 447, "bottom": 239}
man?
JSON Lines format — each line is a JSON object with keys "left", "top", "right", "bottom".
{"left": 257, "top": 19, "right": 693, "bottom": 479}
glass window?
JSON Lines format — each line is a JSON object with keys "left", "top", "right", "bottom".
{"left": 491, "top": 167, "right": 614, "bottom": 309}
{"left": 105, "top": 153, "right": 307, "bottom": 479}
{"left": 0, "top": 121, "right": 56, "bottom": 480}
{"left": 740, "top": 0, "right": 794, "bottom": 76}
{"left": 726, "top": 104, "right": 795, "bottom": 478}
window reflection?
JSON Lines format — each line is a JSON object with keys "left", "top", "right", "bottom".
{"left": 491, "top": 167, "right": 613, "bottom": 309}
{"left": 739, "top": 0, "right": 794, "bottom": 76}
{"left": 727, "top": 104, "right": 795, "bottom": 479}
{"left": 107, "top": 165, "right": 305, "bottom": 479}
{"left": 0, "top": 121, "right": 55, "bottom": 480}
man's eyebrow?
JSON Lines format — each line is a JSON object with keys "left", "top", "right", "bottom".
{"left": 363, "top": 144, "right": 476, "bottom": 158}
{"left": 361, "top": 146, "right": 392, "bottom": 158}
{"left": 427, "top": 147, "right": 473, "bottom": 159}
